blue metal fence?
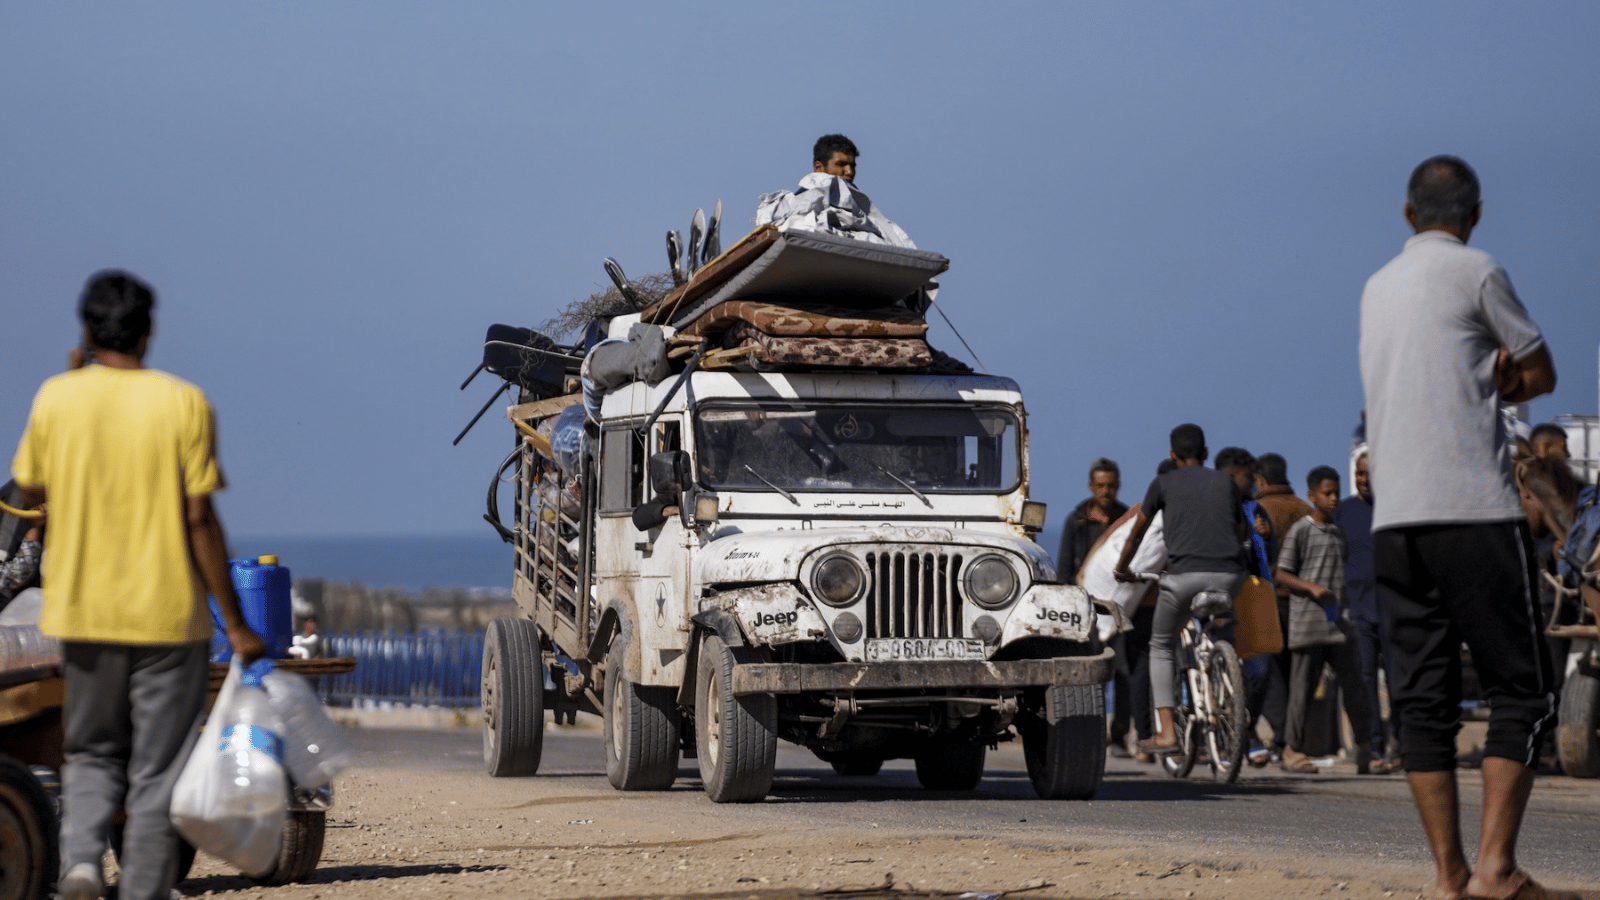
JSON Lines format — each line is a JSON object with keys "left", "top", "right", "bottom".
{"left": 321, "top": 629, "right": 484, "bottom": 709}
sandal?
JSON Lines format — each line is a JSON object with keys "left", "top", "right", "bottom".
{"left": 1279, "top": 750, "right": 1318, "bottom": 773}
{"left": 1465, "top": 869, "right": 1583, "bottom": 900}
{"left": 1135, "top": 736, "right": 1181, "bottom": 756}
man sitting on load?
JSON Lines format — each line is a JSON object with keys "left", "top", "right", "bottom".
{"left": 757, "top": 133, "right": 916, "bottom": 249}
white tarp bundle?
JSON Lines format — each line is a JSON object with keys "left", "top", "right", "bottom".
{"left": 1078, "top": 509, "right": 1167, "bottom": 642}
{"left": 756, "top": 174, "right": 916, "bottom": 249}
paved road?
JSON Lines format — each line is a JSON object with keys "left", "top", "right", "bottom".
{"left": 349, "top": 725, "right": 1600, "bottom": 888}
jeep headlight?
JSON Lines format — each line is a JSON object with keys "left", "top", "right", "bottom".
{"left": 964, "top": 555, "right": 1019, "bottom": 609}
{"left": 812, "top": 554, "right": 866, "bottom": 607}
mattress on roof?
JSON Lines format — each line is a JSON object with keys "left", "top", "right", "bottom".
{"left": 660, "top": 228, "right": 948, "bottom": 328}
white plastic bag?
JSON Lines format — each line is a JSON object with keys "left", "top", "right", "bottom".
{"left": 170, "top": 659, "right": 287, "bottom": 878}
{"left": 262, "top": 668, "right": 352, "bottom": 789}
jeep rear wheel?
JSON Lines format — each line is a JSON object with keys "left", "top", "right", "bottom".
{"left": 603, "top": 635, "right": 680, "bottom": 791}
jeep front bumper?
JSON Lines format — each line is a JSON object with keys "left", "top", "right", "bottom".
{"left": 727, "top": 647, "right": 1115, "bottom": 696}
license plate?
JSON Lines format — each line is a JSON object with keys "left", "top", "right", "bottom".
{"left": 864, "top": 638, "right": 985, "bottom": 662}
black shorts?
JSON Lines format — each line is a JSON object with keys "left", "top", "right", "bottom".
{"left": 1374, "top": 520, "right": 1555, "bottom": 772}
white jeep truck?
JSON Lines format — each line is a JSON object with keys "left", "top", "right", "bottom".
{"left": 478, "top": 322, "right": 1116, "bottom": 802}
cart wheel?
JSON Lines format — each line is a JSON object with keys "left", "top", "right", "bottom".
{"left": 1557, "top": 662, "right": 1600, "bottom": 778}
{"left": 252, "top": 809, "right": 326, "bottom": 885}
{"left": 0, "top": 755, "right": 57, "bottom": 900}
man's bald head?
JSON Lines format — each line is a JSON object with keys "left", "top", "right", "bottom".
{"left": 1406, "top": 155, "right": 1481, "bottom": 238}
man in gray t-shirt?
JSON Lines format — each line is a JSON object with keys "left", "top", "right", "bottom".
{"left": 1359, "top": 156, "right": 1569, "bottom": 900}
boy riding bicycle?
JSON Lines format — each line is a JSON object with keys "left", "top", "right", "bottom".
{"left": 1114, "top": 423, "right": 1248, "bottom": 756}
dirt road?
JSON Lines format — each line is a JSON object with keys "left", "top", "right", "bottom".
{"left": 169, "top": 720, "right": 1599, "bottom": 900}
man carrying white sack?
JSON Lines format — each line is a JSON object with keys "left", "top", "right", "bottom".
{"left": 1079, "top": 458, "right": 1173, "bottom": 759}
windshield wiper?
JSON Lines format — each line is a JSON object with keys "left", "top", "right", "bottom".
{"left": 875, "top": 465, "right": 932, "bottom": 508}
{"left": 743, "top": 465, "right": 799, "bottom": 506}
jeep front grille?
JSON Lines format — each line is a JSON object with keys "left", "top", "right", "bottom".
{"left": 863, "top": 551, "right": 964, "bottom": 638}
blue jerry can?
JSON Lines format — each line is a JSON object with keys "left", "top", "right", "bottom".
{"left": 209, "top": 555, "right": 294, "bottom": 661}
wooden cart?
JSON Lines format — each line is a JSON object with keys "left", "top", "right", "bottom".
{"left": 0, "top": 656, "right": 354, "bottom": 897}
{"left": 0, "top": 664, "right": 64, "bottom": 900}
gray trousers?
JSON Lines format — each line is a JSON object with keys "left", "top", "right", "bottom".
{"left": 1285, "top": 619, "right": 1373, "bottom": 760}
{"left": 62, "top": 641, "right": 208, "bottom": 900}
{"left": 1149, "top": 570, "right": 1248, "bottom": 710}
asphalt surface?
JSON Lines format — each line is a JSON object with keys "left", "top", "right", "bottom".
{"left": 348, "top": 724, "right": 1600, "bottom": 888}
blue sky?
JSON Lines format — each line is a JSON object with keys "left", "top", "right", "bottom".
{"left": 4, "top": 3, "right": 1597, "bottom": 540}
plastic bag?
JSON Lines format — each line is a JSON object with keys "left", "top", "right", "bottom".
{"left": 261, "top": 668, "right": 353, "bottom": 789}
{"left": 170, "top": 659, "right": 287, "bottom": 878}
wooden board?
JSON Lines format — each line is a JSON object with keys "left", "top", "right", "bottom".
{"left": 642, "top": 225, "right": 780, "bottom": 325}
{"left": 207, "top": 657, "right": 357, "bottom": 694}
{"left": 507, "top": 393, "right": 583, "bottom": 423}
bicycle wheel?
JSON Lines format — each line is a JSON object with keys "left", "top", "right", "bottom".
{"left": 1202, "top": 641, "right": 1249, "bottom": 783}
{"left": 1159, "top": 671, "right": 1199, "bottom": 779}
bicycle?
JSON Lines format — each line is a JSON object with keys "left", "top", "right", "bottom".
{"left": 1135, "top": 573, "right": 1249, "bottom": 783}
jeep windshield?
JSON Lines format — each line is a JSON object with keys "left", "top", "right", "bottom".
{"left": 694, "top": 403, "right": 1020, "bottom": 494}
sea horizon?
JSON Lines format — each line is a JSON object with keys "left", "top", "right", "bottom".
{"left": 231, "top": 532, "right": 512, "bottom": 593}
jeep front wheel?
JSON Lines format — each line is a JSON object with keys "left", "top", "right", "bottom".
{"left": 695, "top": 633, "right": 776, "bottom": 802}
{"left": 1020, "top": 683, "right": 1106, "bottom": 799}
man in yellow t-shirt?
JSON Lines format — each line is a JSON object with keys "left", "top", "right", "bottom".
{"left": 11, "top": 271, "right": 267, "bottom": 900}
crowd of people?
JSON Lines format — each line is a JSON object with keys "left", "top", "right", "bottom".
{"left": 1063, "top": 439, "right": 1393, "bottom": 771}
{"left": 1066, "top": 416, "right": 1585, "bottom": 775}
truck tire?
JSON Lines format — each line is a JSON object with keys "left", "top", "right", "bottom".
{"left": 1021, "top": 683, "right": 1106, "bottom": 799}
{"left": 914, "top": 741, "right": 986, "bottom": 790}
{"left": 603, "top": 635, "right": 681, "bottom": 791}
{"left": 1557, "top": 663, "right": 1600, "bottom": 778}
{"left": 253, "top": 810, "right": 326, "bottom": 885}
{"left": 482, "top": 617, "right": 545, "bottom": 777}
{"left": 0, "top": 754, "right": 58, "bottom": 900}
{"left": 695, "top": 633, "right": 776, "bottom": 802}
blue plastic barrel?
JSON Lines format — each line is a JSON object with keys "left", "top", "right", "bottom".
{"left": 209, "top": 555, "right": 294, "bottom": 661}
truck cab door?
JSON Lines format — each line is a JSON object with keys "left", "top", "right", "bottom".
{"left": 594, "top": 421, "right": 693, "bottom": 687}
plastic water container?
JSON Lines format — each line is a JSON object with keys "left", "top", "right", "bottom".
{"left": 218, "top": 662, "right": 288, "bottom": 817}
{"left": 211, "top": 556, "right": 294, "bottom": 660}
{"left": 262, "top": 667, "right": 353, "bottom": 789}
{"left": 172, "top": 658, "right": 288, "bottom": 878}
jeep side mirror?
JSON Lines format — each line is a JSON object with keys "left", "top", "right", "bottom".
{"left": 648, "top": 450, "right": 692, "bottom": 500}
